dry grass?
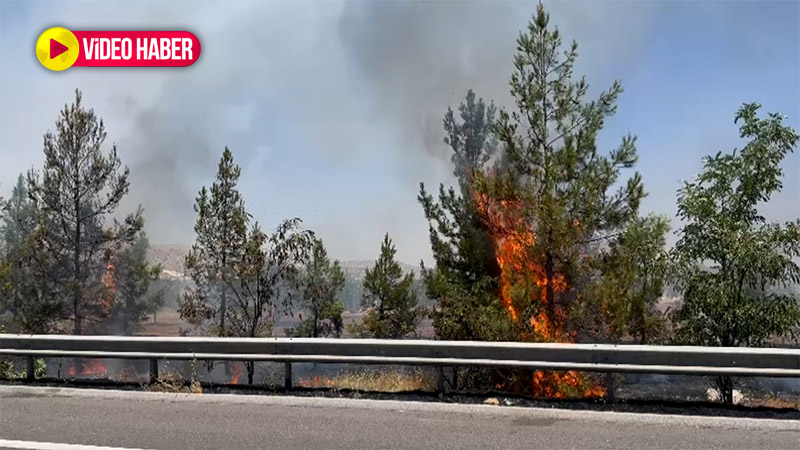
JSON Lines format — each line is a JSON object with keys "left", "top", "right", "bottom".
{"left": 744, "top": 394, "right": 799, "bottom": 410}
{"left": 138, "top": 309, "right": 185, "bottom": 336}
{"left": 298, "top": 369, "right": 436, "bottom": 393}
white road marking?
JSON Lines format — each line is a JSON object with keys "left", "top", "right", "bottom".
{"left": 0, "top": 439, "right": 154, "bottom": 450}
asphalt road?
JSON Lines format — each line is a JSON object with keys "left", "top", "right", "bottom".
{"left": 0, "top": 386, "right": 797, "bottom": 450}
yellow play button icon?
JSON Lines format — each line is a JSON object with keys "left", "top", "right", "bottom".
{"left": 36, "top": 27, "right": 79, "bottom": 71}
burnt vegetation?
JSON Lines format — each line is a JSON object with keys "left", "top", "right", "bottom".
{"left": 1, "top": 3, "right": 798, "bottom": 406}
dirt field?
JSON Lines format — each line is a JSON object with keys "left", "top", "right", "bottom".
{"left": 138, "top": 308, "right": 435, "bottom": 338}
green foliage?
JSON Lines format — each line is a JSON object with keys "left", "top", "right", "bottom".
{"left": 579, "top": 214, "right": 670, "bottom": 343}
{"left": 419, "top": 89, "right": 510, "bottom": 341}
{"left": 672, "top": 103, "right": 800, "bottom": 348}
{"left": 0, "top": 175, "right": 64, "bottom": 333}
{"left": 0, "top": 323, "right": 45, "bottom": 379}
{"left": 351, "top": 234, "right": 421, "bottom": 338}
{"left": 180, "top": 147, "right": 249, "bottom": 336}
{"left": 0, "top": 323, "right": 13, "bottom": 378}
{"left": 180, "top": 148, "right": 316, "bottom": 342}
{"left": 26, "top": 89, "right": 143, "bottom": 334}
{"left": 109, "top": 232, "right": 164, "bottom": 334}
{"left": 289, "top": 239, "right": 345, "bottom": 338}
{"left": 478, "top": 3, "right": 645, "bottom": 335}
{"left": 671, "top": 103, "right": 800, "bottom": 404}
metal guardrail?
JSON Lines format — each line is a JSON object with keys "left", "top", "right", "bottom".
{"left": 1, "top": 334, "right": 798, "bottom": 391}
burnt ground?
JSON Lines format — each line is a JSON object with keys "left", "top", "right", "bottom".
{"left": 2, "top": 377, "right": 798, "bottom": 421}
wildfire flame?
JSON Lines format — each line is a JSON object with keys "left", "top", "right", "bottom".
{"left": 67, "top": 359, "right": 108, "bottom": 378}
{"left": 475, "top": 189, "right": 605, "bottom": 398}
{"left": 230, "top": 363, "right": 243, "bottom": 385}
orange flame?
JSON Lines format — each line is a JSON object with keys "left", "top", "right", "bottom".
{"left": 230, "top": 363, "right": 243, "bottom": 385}
{"left": 475, "top": 188, "right": 605, "bottom": 398}
{"left": 67, "top": 359, "right": 108, "bottom": 378}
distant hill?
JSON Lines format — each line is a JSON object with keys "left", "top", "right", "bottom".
{"left": 147, "top": 244, "right": 191, "bottom": 280}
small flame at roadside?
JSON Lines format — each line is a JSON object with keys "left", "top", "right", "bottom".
{"left": 230, "top": 363, "right": 243, "bottom": 385}
{"left": 67, "top": 359, "right": 108, "bottom": 378}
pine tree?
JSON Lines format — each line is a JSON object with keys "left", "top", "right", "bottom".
{"left": 180, "top": 148, "right": 316, "bottom": 383}
{"left": 418, "top": 90, "right": 513, "bottom": 341}
{"left": 27, "top": 90, "right": 143, "bottom": 334}
{"left": 179, "top": 147, "right": 248, "bottom": 337}
{"left": 352, "top": 234, "right": 420, "bottom": 339}
{"left": 0, "top": 175, "right": 63, "bottom": 333}
{"left": 479, "top": 3, "right": 645, "bottom": 339}
{"left": 671, "top": 103, "right": 800, "bottom": 403}
{"left": 289, "top": 238, "right": 345, "bottom": 338}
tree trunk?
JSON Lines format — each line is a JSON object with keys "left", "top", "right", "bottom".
{"left": 73, "top": 226, "right": 81, "bottom": 335}
{"left": 220, "top": 271, "right": 229, "bottom": 376}
{"left": 220, "top": 290, "right": 227, "bottom": 335}
{"left": 313, "top": 303, "right": 319, "bottom": 338}
{"left": 544, "top": 251, "right": 556, "bottom": 332}
{"left": 246, "top": 361, "right": 255, "bottom": 385}
{"left": 714, "top": 375, "right": 734, "bottom": 404}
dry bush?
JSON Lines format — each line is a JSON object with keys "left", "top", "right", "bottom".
{"left": 298, "top": 369, "right": 436, "bottom": 392}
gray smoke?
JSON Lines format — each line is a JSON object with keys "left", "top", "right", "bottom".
{"left": 5, "top": 0, "right": 751, "bottom": 263}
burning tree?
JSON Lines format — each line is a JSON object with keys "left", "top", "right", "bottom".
{"left": 26, "top": 89, "right": 144, "bottom": 335}
{"left": 419, "top": 90, "right": 514, "bottom": 343}
{"left": 470, "top": 4, "right": 647, "bottom": 396}
{"left": 671, "top": 103, "right": 800, "bottom": 404}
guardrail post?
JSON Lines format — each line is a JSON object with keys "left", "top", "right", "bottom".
{"left": 605, "top": 372, "right": 616, "bottom": 403}
{"left": 284, "top": 362, "right": 292, "bottom": 391}
{"left": 149, "top": 358, "right": 158, "bottom": 384}
{"left": 26, "top": 356, "right": 35, "bottom": 381}
{"left": 436, "top": 366, "right": 445, "bottom": 397}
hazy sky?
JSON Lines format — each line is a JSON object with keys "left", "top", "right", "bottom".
{"left": 1, "top": 0, "right": 798, "bottom": 266}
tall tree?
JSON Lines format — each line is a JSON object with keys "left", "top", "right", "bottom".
{"left": 418, "top": 90, "right": 512, "bottom": 341}
{"left": 27, "top": 89, "right": 143, "bottom": 334}
{"left": 0, "top": 175, "right": 63, "bottom": 333}
{"left": 289, "top": 238, "right": 346, "bottom": 338}
{"left": 477, "top": 3, "right": 644, "bottom": 339}
{"left": 179, "top": 147, "right": 248, "bottom": 337}
{"left": 671, "top": 103, "right": 800, "bottom": 403}
{"left": 179, "top": 148, "right": 315, "bottom": 384}
{"left": 109, "top": 232, "right": 164, "bottom": 335}
{"left": 352, "top": 234, "right": 420, "bottom": 339}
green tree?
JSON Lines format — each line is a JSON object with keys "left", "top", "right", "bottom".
{"left": 179, "top": 147, "right": 248, "bottom": 337}
{"left": 27, "top": 89, "right": 143, "bottom": 334}
{"left": 418, "top": 90, "right": 513, "bottom": 342}
{"left": 289, "top": 238, "right": 345, "bottom": 338}
{"left": 180, "top": 148, "right": 315, "bottom": 384}
{"left": 579, "top": 214, "right": 670, "bottom": 344}
{"left": 351, "top": 234, "right": 420, "bottom": 339}
{"left": 109, "top": 232, "right": 164, "bottom": 335}
{"left": 0, "top": 175, "right": 64, "bottom": 333}
{"left": 477, "top": 3, "right": 644, "bottom": 339}
{"left": 671, "top": 103, "right": 800, "bottom": 404}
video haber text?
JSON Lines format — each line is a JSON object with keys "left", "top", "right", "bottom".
{"left": 82, "top": 37, "right": 194, "bottom": 61}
